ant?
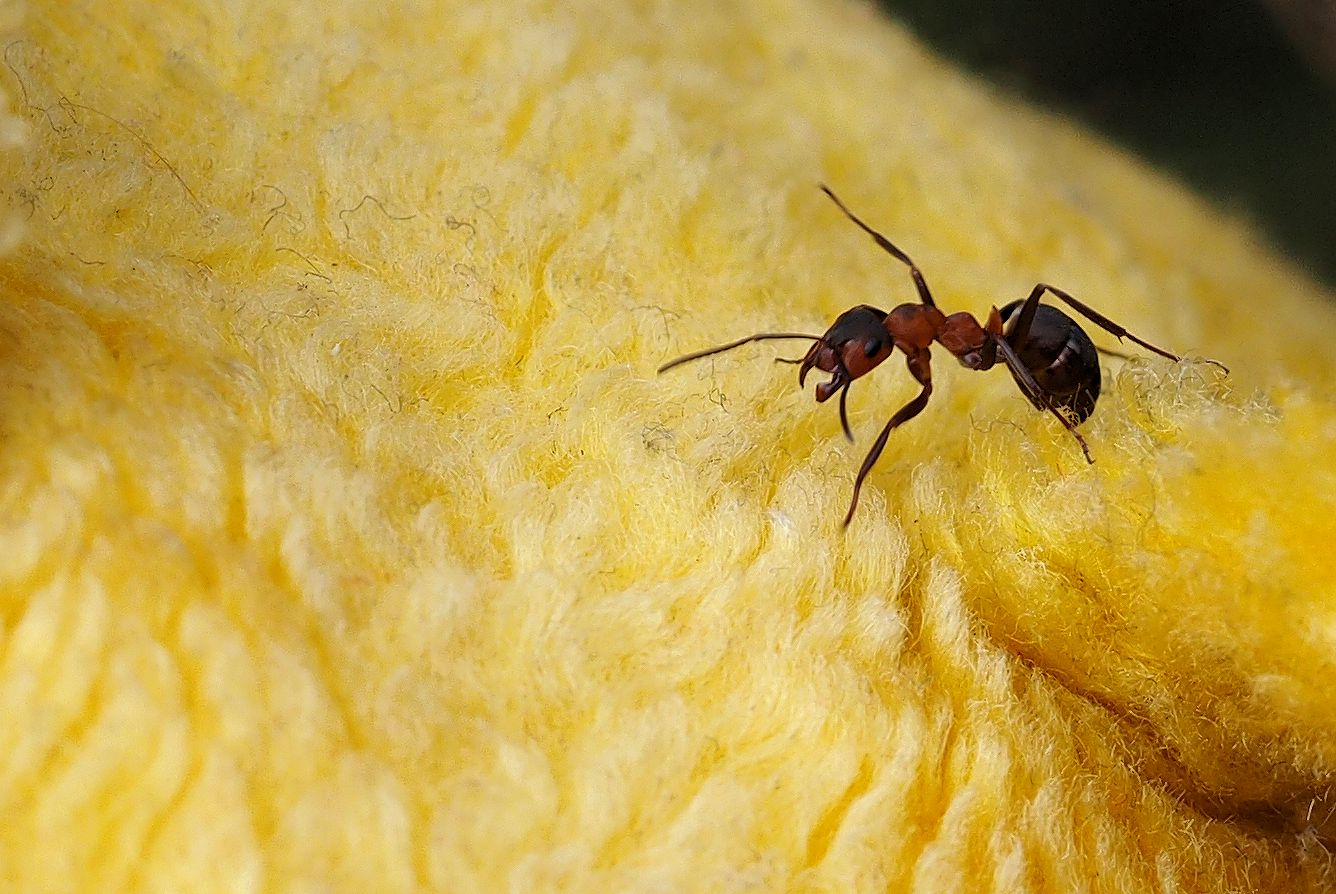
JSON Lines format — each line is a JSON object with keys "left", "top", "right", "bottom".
{"left": 659, "top": 184, "right": 1227, "bottom": 526}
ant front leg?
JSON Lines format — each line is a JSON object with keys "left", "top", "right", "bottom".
{"left": 777, "top": 351, "right": 855, "bottom": 442}
{"left": 1012, "top": 283, "right": 1228, "bottom": 372}
{"left": 843, "top": 350, "right": 933, "bottom": 526}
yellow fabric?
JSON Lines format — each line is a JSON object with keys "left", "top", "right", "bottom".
{"left": 2, "top": 0, "right": 1335, "bottom": 890}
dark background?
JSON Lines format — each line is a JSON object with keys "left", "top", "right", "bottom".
{"left": 877, "top": 0, "right": 1336, "bottom": 286}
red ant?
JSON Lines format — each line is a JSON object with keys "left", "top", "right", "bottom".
{"left": 659, "top": 184, "right": 1227, "bottom": 526}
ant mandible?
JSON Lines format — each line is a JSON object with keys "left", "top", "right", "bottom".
{"left": 658, "top": 184, "right": 1228, "bottom": 526}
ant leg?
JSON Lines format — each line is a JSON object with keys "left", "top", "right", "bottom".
{"left": 776, "top": 357, "right": 854, "bottom": 441}
{"left": 1095, "top": 344, "right": 1134, "bottom": 360}
{"left": 994, "top": 337, "right": 1093, "bottom": 463}
{"left": 658, "top": 333, "right": 820, "bottom": 373}
{"left": 676, "top": 340, "right": 858, "bottom": 440}
{"left": 819, "top": 184, "right": 937, "bottom": 308}
{"left": 838, "top": 383, "right": 853, "bottom": 442}
{"left": 1016, "top": 283, "right": 1228, "bottom": 372}
{"left": 843, "top": 351, "right": 933, "bottom": 526}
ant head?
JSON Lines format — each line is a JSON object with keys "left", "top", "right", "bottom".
{"left": 937, "top": 309, "right": 1000, "bottom": 371}
{"left": 799, "top": 305, "right": 895, "bottom": 402}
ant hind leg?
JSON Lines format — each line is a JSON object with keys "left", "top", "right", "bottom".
{"left": 1021, "top": 283, "right": 1228, "bottom": 373}
{"left": 995, "top": 337, "right": 1093, "bottom": 463}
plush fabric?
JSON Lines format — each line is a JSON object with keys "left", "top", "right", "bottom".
{"left": 2, "top": 0, "right": 1335, "bottom": 890}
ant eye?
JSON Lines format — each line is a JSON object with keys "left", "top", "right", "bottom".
{"left": 863, "top": 338, "right": 882, "bottom": 358}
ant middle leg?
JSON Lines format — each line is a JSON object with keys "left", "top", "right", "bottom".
{"left": 843, "top": 351, "right": 933, "bottom": 526}
{"left": 819, "top": 184, "right": 937, "bottom": 309}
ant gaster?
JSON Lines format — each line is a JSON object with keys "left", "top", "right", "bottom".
{"left": 659, "top": 184, "right": 1227, "bottom": 526}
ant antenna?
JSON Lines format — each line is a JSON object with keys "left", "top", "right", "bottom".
{"left": 656, "top": 333, "right": 821, "bottom": 373}
{"left": 659, "top": 332, "right": 859, "bottom": 441}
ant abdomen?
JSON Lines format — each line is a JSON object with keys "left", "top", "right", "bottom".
{"left": 998, "top": 301, "right": 1100, "bottom": 423}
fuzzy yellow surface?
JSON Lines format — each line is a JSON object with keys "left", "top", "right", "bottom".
{"left": 2, "top": 0, "right": 1335, "bottom": 891}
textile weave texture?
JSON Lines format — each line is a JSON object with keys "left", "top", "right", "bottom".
{"left": 1, "top": 0, "right": 1335, "bottom": 890}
